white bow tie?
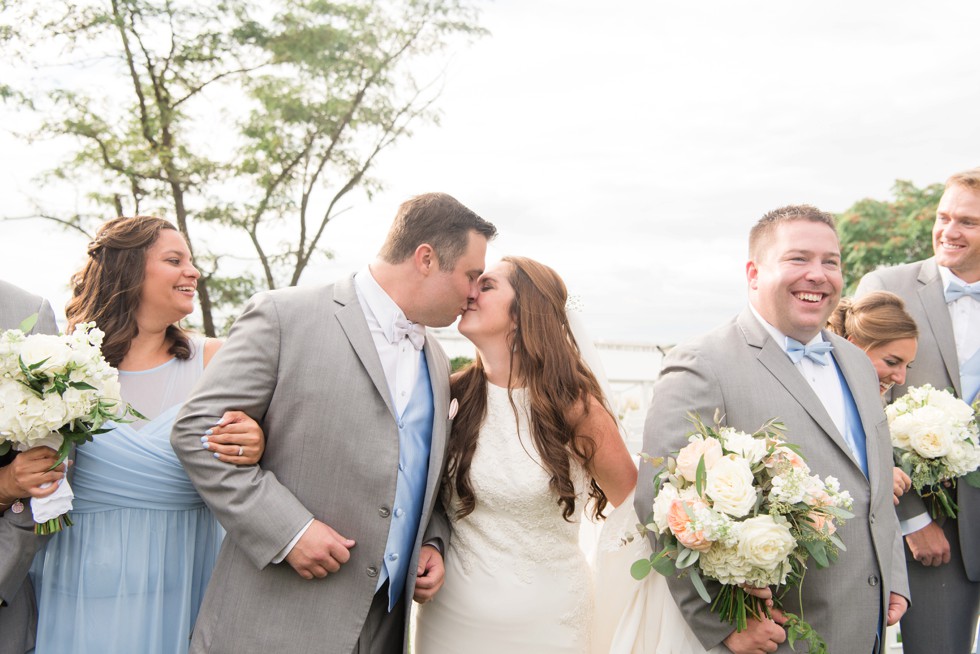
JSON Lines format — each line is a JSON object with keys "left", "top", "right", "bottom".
{"left": 392, "top": 317, "right": 425, "bottom": 350}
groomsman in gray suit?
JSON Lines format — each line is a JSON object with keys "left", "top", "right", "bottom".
{"left": 857, "top": 166, "right": 980, "bottom": 653}
{"left": 637, "top": 205, "right": 909, "bottom": 653}
{"left": 172, "top": 193, "right": 496, "bottom": 654}
{"left": 0, "top": 280, "right": 60, "bottom": 654}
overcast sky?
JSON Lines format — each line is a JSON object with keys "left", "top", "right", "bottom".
{"left": 2, "top": 0, "right": 979, "bottom": 346}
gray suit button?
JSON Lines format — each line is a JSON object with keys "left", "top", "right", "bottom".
{"left": 379, "top": 506, "right": 391, "bottom": 518}
{"left": 366, "top": 566, "right": 378, "bottom": 578}
{"left": 868, "top": 575, "right": 879, "bottom": 587}
{"left": 869, "top": 513, "right": 876, "bottom": 524}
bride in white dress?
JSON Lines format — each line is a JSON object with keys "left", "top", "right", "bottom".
{"left": 414, "top": 256, "right": 637, "bottom": 653}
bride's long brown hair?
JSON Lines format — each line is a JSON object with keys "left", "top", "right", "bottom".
{"left": 446, "top": 256, "right": 612, "bottom": 521}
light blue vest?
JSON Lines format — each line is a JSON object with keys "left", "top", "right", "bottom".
{"left": 833, "top": 362, "right": 869, "bottom": 478}
{"left": 960, "top": 346, "right": 980, "bottom": 406}
{"left": 378, "top": 351, "right": 434, "bottom": 609}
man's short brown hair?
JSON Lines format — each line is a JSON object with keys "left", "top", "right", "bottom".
{"left": 748, "top": 204, "right": 837, "bottom": 260}
{"left": 378, "top": 193, "right": 497, "bottom": 270}
{"left": 945, "top": 166, "right": 980, "bottom": 191}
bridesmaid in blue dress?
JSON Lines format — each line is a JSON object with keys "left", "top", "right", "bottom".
{"left": 30, "top": 216, "right": 266, "bottom": 654}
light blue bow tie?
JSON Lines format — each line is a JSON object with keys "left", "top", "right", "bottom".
{"left": 392, "top": 316, "right": 425, "bottom": 350}
{"left": 945, "top": 280, "right": 980, "bottom": 303}
{"left": 785, "top": 337, "right": 833, "bottom": 366}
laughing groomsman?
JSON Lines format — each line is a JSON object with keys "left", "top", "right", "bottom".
{"left": 857, "top": 166, "right": 980, "bottom": 654}
{"left": 639, "top": 205, "right": 908, "bottom": 653}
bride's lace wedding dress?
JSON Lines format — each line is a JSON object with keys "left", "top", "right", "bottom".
{"left": 414, "top": 384, "right": 593, "bottom": 653}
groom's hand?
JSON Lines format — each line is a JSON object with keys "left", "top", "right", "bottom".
{"left": 285, "top": 519, "right": 355, "bottom": 580}
{"left": 412, "top": 544, "right": 445, "bottom": 603}
{"left": 722, "top": 608, "right": 786, "bottom": 654}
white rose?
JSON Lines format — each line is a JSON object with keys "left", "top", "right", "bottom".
{"left": 888, "top": 412, "right": 917, "bottom": 449}
{"left": 706, "top": 455, "right": 758, "bottom": 517}
{"left": 926, "top": 388, "right": 974, "bottom": 424}
{"left": 652, "top": 483, "right": 680, "bottom": 534}
{"left": 907, "top": 413, "right": 955, "bottom": 459}
{"left": 946, "top": 439, "right": 980, "bottom": 477}
{"left": 676, "top": 436, "right": 723, "bottom": 481}
{"left": 721, "top": 428, "right": 768, "bottom": 465}
{"left": 736, "top": 514, "right": 796, "bottom": 571}
{"left": 17, "top": 334, "right": 71, "bottom": 376}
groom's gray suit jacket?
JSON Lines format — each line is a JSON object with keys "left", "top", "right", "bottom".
{"left": 171, "top": 276, "right": 452, "bottom": 654}
{"left": 0, "top": 280, "right": 58, "bottom": 654}
{"left": 635, "top": 308, "right": 908, "bottom": 653}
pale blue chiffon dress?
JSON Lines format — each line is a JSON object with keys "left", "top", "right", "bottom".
{"left": 31, "top": 337, "right": 222, "bottom": 654}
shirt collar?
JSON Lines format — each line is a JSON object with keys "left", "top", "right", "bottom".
{"left": 748, "top": 303, "right": 826, "bottom": 355}
{"left": 937, "top": 265, "right": 976, "bottom": 292}
{"left": 354, "top": 266, "right": 416, "bottom": 346}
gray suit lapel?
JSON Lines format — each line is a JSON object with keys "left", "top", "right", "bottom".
{"left": 332, "top": 277, "right": 397, "bottom": 419}
{"left": 917, "top": 259, "right": 962, "bottom": 396}
{"left": 738, "top": 310, "right": 862, "bottom": 471}
{"left": 422, "top": 341, "right": 449, "bottom": 492}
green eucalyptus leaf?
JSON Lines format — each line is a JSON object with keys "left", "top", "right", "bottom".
{"left": 18, "top": 313, "right": 38, "bottom": 333}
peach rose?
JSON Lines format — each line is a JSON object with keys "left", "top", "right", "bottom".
{"left": 676, "top": 436, "right": 723, "bottom": 481}
{"left": 805, "top": 512, "right": 837, "bottom": 536}
{"left": 667, "top": 499, "right": 712, "bottom": 552}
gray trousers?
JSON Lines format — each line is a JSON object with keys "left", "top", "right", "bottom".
{"left": 900, "top": 517, "right": 980, "bottom": 654}
{"left": 352, "top": 582, "right": 405, "bottom": 654}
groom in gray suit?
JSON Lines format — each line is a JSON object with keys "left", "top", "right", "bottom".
{"left": 172, "top": 193, "right": 496, "bottom": 654}
{"left": 0, "top": 280, "right": 60, "bottom": 654}
{"left": 856, "top": 166, "right": 980, "bottom": 653}
{"left": 637, "top": 205, "right": 909, "bottom": 653}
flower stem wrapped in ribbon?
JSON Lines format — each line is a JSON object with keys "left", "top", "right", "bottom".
{"left": 632, "top": 411, "right": 854, "bottom": 654}
{"left": 886, "top": 384, "right": 980, "bottom": 519}
{"left": 0, "top": 316, "right": 143, "bottom": 534}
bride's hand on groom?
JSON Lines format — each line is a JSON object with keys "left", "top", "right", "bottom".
{"left": 723, "top": 607, "right": 787, "bottom": 654}
{"left": 285, "top": 519, "right": 356, "bottom": 580}
{"left": 412, "top": 545, "right": 445, "bottom": 603}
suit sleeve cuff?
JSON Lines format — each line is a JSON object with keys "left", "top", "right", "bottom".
{"left": 272, "top": 519, "right": 314, "bottom": 564}
{"left": 900, "top": 512, "right": 932, "bottom": 536}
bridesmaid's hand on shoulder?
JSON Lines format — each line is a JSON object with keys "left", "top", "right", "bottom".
{"left": 201, "top": 411, "right": 265, "bottom": 464}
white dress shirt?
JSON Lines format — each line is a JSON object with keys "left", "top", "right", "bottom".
{"left": 938, "top": 266, "right": 980, "bottom": 365}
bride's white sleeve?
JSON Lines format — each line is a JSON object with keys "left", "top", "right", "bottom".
{"left": 590, "top": 490, "right": 722, "bottom": 654}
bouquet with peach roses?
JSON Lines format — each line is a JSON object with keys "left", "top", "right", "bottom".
{"left": 631, "top": 412, "right": 853, "bottom": 653}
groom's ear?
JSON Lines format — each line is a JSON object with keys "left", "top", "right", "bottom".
{"left": 414, "top": 244, "right": 436, "bottom": 275}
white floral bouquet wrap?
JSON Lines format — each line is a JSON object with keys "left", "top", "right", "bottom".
{"left": 886, "top": 384, "right": 980, "bottom": 519}
{"left": 632, "top": 412, "right": 854, "bottom": 654}
{"left": 0, "top": 317, "right": 140, "bottom": 534}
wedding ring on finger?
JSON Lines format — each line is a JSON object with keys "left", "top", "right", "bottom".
{"left": 237, "top": 446, "right": 244, "bottom": 457}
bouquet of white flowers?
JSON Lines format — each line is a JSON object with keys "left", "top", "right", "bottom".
{"left": 886, "top": 384, "right": 980, "bottom": 519}
{"left": 0, "top": 316, "right": 141, "bottom": 534}
{"left": 632, "top": 412, "right": 854, "bottom": 654}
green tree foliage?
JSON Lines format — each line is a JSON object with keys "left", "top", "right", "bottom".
{"left": 836, "top": 179, "right": 943, "bottom": 293}
{"left": 449, "top": 355, "right": 472, "bottom": 373}
{"left": 0, "top": 0, "right": 483, "bottom": 334}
